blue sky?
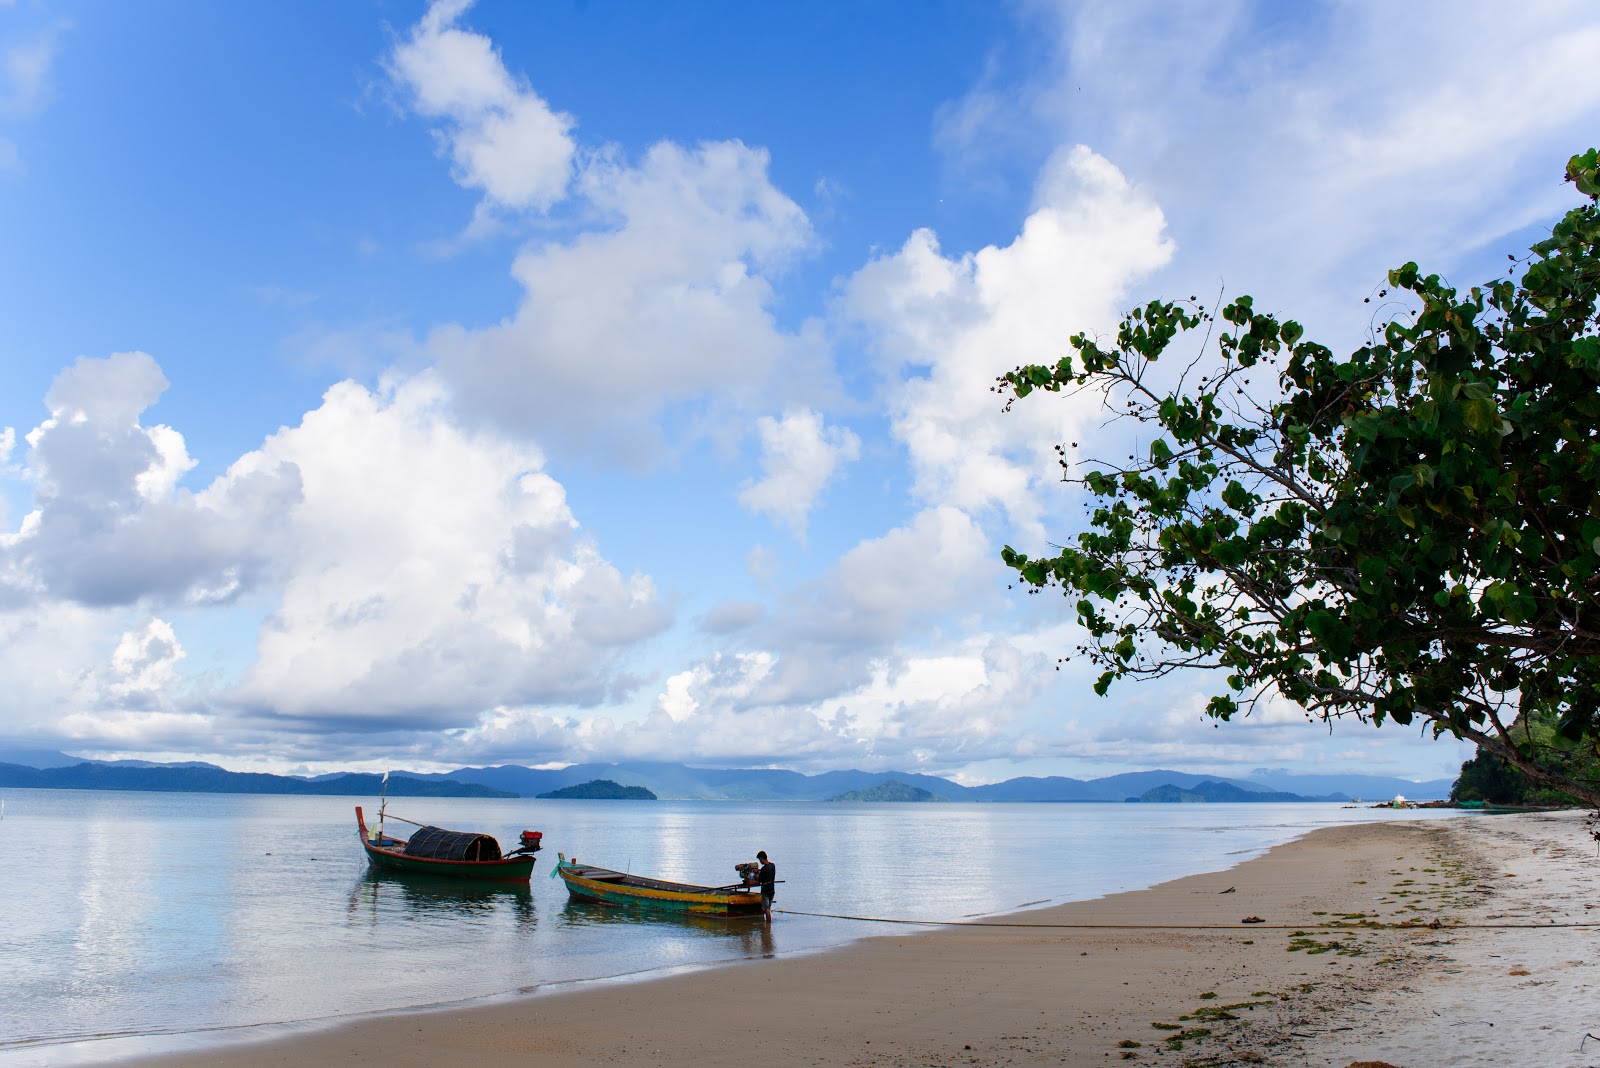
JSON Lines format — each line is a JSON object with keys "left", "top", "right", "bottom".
{"left": 2, "top": 0, "right": 1597, "bottom": 783}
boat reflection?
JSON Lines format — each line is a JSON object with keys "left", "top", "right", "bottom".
{"left": 347, "top": 869, "right": 536, "bottom": 928}
{"left": 557, "top": 898, "right": 775, "bottom": 957}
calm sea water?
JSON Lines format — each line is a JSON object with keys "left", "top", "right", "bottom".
{"left": 0, "top": 790, "right": 1463, "bottom": 1064}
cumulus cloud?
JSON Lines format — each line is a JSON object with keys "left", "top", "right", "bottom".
{"left": 430, "top": 139, "right": 825, "bottom": 453}
{"left": 0, "top": 355, "right": 674, "bottom": 755}
{"left": 841, "top": 146, "right": 1173, "bottom": 542}
{"left": 820, "top": 637, "right": 1054, "bottom": 766}
{"left": 0, "top": 603, "right": 127, "bottom": 734}
{"left": 0, "top": 603, "right": 219, "bottom": 755}
{"left": 100, "top": 617, "right": 186, "bottom": 709}
{"left": 1, "top": 352, "right": 301, "bottom": 608}
{"left": 388, "top": 0, "right": 576, "bottom": 215}
{"left": 741, "top": 505, "right": 1001, "bottom": 705}
{"left": 1059, "top": 682, "right": 1478, "bottom": 782}
{"left": 737, "top": 409, "right": 860, "bottom": 539}
{"left": 990, "top": 1, "right": 1600, "bottom": 340}
{"left": 225, "top": 371, "right": 670, "bottom": 729}
{"left": 432, "top": 634, "right": 1045, "bottom": 772}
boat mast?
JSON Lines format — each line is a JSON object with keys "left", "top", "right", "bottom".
{"left": 378, "top": 767, "right": 388, "bottom": 842}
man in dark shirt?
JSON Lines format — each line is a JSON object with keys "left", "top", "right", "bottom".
{"left": 756, "top": 850, "right": 775, "bottom": 921}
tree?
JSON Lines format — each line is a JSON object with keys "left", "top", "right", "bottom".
{"left": 1450, "top": 706, "right": 1600, "bottom": 806}
{"left": 997, "top": 150, "right": 1600, "bottom": 806}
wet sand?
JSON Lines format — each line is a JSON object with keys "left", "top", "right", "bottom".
{"left": 96, "top": 811, "right": 1597, "bottom": 1067}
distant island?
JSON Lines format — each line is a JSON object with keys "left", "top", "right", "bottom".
{"left": 537, "top": 778, "right": 656, "bottom": 800}
{"left": 1133, "top": 781, "right": 1346, "bottom": 803}
{"left": 831, "top": 779, "right": 947, "bottom": 802}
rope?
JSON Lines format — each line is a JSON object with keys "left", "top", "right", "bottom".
{"left": 772, "top": 908, "right": 1600, "bottom": 931}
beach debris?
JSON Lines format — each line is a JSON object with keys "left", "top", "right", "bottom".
{"left": 1219, "top": 885, "right": 1236, "bottom": 893}
{"left": 1241, "top": 915, "right": 1265, "bottom": 923}
{"left": 1343, "top": 1062, "right": 1403, "bottom": 1068}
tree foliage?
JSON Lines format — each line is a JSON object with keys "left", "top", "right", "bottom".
{"left": 997, "top": 150, "right": 1600, "bottom": 806}
{"left": 1450, "top": 706, "right": 1600, "bottom": 805}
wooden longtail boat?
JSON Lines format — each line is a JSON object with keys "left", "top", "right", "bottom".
{"left": 554, "top": 853, "right": 765, "bottom": 916}
{"left": 355, "top": 806, "right": 543, "bottom": 883}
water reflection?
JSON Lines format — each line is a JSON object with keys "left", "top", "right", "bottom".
{"left": 558, "top": 899, "right": 775, "bottom": 957}
{"left": 347, "top": 870, "right": 536, "bottom": 928}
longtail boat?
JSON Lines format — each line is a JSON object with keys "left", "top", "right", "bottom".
{"left": 553, "top": 852, "right": 765, "bottom": 916}
{"left": 355, "top": 805, "right": 543, "bottom": 882}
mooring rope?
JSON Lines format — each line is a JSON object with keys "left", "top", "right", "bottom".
{"left": 772, "top": 908, "right": 1600, "bottom": 931}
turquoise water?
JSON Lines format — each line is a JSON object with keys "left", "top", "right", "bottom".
{"left": 0, "top": 790, "right": 1462, "bottom": 1064}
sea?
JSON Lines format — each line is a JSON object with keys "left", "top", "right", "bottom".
{"left": 0, "top": 789, "right": 1466, "bottom": 1065}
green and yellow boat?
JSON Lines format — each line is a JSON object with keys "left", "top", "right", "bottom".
{"left": 356, "top": 806, "right": 543, "bottom": 883}
{"left": 554, "top": 853, "right": 764, "bottom": 916}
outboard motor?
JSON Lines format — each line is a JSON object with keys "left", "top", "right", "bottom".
{"left": 512, "top": 830, "right": 544, "bottom": 855}
{"left": 735, "top": 861, "right": 760, "bottom": 886}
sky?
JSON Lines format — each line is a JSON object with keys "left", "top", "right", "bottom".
{"left": 2, "top": 0, "right": 1597, "bottom": 784}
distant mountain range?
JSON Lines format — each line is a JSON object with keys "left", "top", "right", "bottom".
{"left": 0, "top": 761, "right": 512, "bottom": 798}
{"left": 0, "top": 748, "right": 1453, "bottom": 802}
{"left": 405, "top": 762, "right": 1452, "bottom": 802}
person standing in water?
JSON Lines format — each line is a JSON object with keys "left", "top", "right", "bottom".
{"left": 756, "top": 850, "right": 776, "bottom": 921}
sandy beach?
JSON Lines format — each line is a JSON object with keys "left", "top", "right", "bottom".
{"left": 105, "top": 811, "right": 1596, "bottom": 1068}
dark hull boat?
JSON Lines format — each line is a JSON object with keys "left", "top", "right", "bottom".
{"left": 355, "top": 806, "right": 542, "bottom": 882}
{"left": 554, "top": 853, "right": 765, "bottom": 916}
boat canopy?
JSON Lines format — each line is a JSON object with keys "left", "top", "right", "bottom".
{"left": 401, "top": 826, "right": 503, "bottom": 862}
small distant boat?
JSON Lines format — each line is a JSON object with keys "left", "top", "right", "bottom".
{"left": 355, "top": 806, "right": 543, "bottom": 882}
{"left": 553, "top": 853, "right": 765, "bottom": 916}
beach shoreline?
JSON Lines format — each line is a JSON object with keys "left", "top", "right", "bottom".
{"left": 44, "top": 810, "right": 1600, "bottom": 1067}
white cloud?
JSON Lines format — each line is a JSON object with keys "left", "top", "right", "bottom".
{"left": 225, "top": 371, "right": 670, "bottom": 729}
{"left": 742, "top": 505, "right": 1001, "bottom": 707}
{"left": 841, "top": 146, "right": 1173, "bottom": 542}
{"left": 431, "top": 139, "right": 825, "bottom": 452}
{"left": 737, "top": 409, "right": 859, "bottom": 539}
{"left": 1, "top": 25, "right": 58, "bottom": 117}
{"left": 0, "top": 603, "right": 118, "bottom": 732}
{"left": 438, "top": 638, "right": 1044, "bottom": 771}
{"left": 57, "top": 709, "right": 213, "bottom": 747}
{"left": 102, "top": 617, "right": 186, "bottom": 708}
{"left": 2, "top": 352, "right": 300, "bottom": 608}
{"left": 1001, "top": 1, "right": 1600, "bottom": 340}
{"left": 1064, "top": 682, "right": 1478, "bottom": 783}
{"left": 0, "top": 357, "right": 674, "bottom": 753}
{"left": 822, "top": 638, "right": 1052, "bottom": 765}
{"left": 388, "top": 0, "right": 576, "bottom": 214}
